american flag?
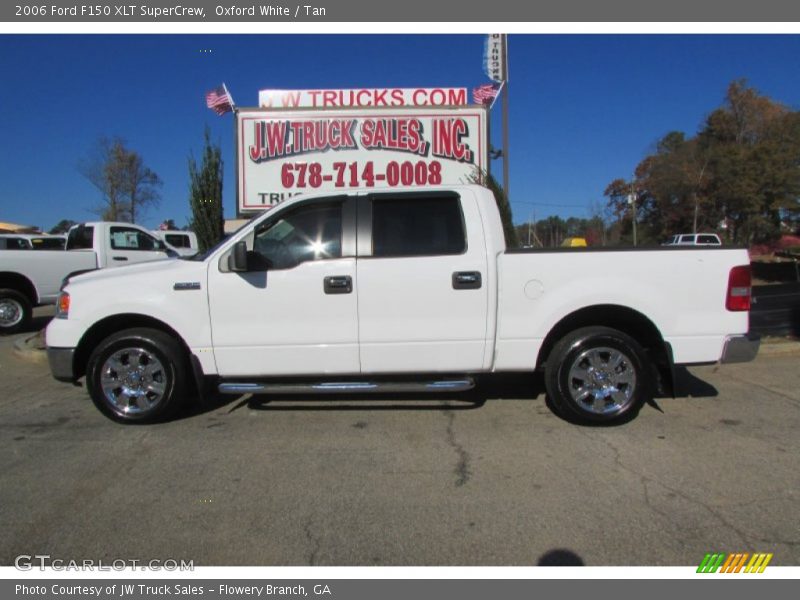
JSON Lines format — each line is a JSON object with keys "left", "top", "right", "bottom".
{"left": 205, "top": 84, "right": 234, "bottom": 115}
{"left": 472, "top": 83, "right": 499, "bottom": 105}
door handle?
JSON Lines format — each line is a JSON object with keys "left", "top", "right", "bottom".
{"left": 452, "top": 271, "right": 482, "bottom": 290}
{"left": 324, "top": 275, "right": 352, "bottom": 294}
{"left": 112, "top": 256, "right": 128, "bottom": 261}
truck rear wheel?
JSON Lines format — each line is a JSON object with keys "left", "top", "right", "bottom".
{"left": 86, "top": 328, "right": 187, "bottom": 424}
{"left": 545, "top": 326, "right": 651, "bottom": 424}
{"left": 0, "top": 289, "right": 32, "bottom": 334}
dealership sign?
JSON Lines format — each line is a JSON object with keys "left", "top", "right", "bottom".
{"left": 237, "top": 106, "right": 487, "bottom": 212}
{"left": 258, "top": 87, "right": 468, "bottom": 109}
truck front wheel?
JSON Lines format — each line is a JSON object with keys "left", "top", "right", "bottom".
{"left": 86, "top": 328, "right": 187, "bottom": 424}
{"left": 545, "top": 326, "right": 652, "bottom": 424}
{"left": 0, "top": 289, "right": 32, "bottom": 334}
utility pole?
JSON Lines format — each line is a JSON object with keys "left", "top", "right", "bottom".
{"left": 501, "top": 34, "right": 510, "bottom": 204}
{"left": 628, "top": 181, "right": 637, "bottom": 247}
{"left": 527, "top": 216, "right": 531, "bottom": 246}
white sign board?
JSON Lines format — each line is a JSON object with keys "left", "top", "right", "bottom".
{"left": 237, "top": 107, "right": 488, "bottom": 212}
{"left": 258, "top": 87, "right": 468, "bottom": 109}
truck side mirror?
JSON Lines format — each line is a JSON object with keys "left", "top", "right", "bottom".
{"left": 229, "top": 241, "right": 249, "bottom": 272}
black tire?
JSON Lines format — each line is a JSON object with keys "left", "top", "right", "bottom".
{"left": 86, "top": 327, "right": 187, "bottom": 424}
{"left": 0, "top": 288, "right": 32, "bottom": 335}
{"left": 544, "top": 326, "right": 652, "bottom": 424}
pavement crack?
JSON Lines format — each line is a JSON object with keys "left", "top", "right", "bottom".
{"left": 641, "top": 477, "right": 672, "bottom": 521}
{"left": 304, "top": 520, "right": 321, "bottom": 566}
{"left": 750, "top": 537, "right": 800, "bottom": 547}
{"left": 443, "top": 408, "right": 471, "bottom": 487}
{"left": 578, "top": 430, "right": 755, "bottom": 547}
{"left": 724, "top": 374, "right": 800, "bottom": 408}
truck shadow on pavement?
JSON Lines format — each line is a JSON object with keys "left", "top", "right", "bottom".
{"left": 671, "top": 366, "right": 719, "bottom": 399}
{"left": 20, "top": 314, "right": 52, "bottom": 335}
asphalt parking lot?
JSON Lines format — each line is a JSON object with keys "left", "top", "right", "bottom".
{"left": 1, "top": 320, "right": 798, "bottom": 567}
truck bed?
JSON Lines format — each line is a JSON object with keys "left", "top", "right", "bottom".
{"left": 495, "top": 246, "right": 751, "bottom": 368}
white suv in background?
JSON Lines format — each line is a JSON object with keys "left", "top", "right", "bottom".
{"left": 663, "top": 233, "right": 722, "bottom": 247}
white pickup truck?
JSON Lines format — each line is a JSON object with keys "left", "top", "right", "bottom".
{"left": 0, "top": 222, "right": 174, "bottom": 333}
{"left": 46, "top": 185, "right": 759, "bottom": 424}
{"left": 152, "top": 229, "right": 199, "bottom": 258}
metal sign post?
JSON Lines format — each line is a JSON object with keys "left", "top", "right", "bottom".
{"left": 501, "top": 34, "right": 510, "bottom": 203}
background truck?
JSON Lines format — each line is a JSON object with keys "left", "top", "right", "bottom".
{"left": 46, "top": 185, "right": 758, "bottom": 424}
{"left": 152, "top": 229, "right": 199, "bottom": 257}
{"left": 0, "top": 233, "right": 66, "bottom": 250}
{"left": 0, "top": 221, "right": 174, "bottom": 333}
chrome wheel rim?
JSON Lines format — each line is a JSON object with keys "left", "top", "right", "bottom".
{"left": 567, "top": 346, "right": 637, "bottom": 415}
{"left": 0, "top": 298, "right": 24, "bottom": 328}
{"left": 100, "top": 347, "right": 167, "bottom": 416}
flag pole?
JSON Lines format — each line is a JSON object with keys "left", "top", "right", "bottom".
{"left": 222, "top": 82, "right": 235, "bottom": 109}
{"left": 501, "top": 34, "right": 510, "bottom": 203}
{"left": 486, "top": 81, "right": 504, "bottom": 183}
{"left": 489, "top": 80, "right": 505, "bottom": 112}
{"left": 486, "top": 101, "right": 492, "bottom": 180}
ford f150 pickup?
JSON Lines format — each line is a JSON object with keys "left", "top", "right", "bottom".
{"left": 0, "top": 222, "right": 175, "bottom": 333}
{"left": 45, "top": 185, "right": 759, "bottom": 424}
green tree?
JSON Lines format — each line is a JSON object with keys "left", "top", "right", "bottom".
{"left": 189, "top": 127, "right": 224, "bottom": 253}
{"left": 605, "top": 80, "right": 800, "bottom": 245}
{"left": 469, "top": 170, "right": 519, "bottom": 248}
{"left": 700, "top": 80, "right": 800, "bottom": 243}
{"left": 49, "top": 219, "right": 77, "bottom": 234}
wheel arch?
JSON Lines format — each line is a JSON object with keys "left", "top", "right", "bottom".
{"left": 536, "top": 304, "right": 674, "bottom": 394}
{"left": 73, "top": 313, "right": 192, "bottom": 380}
{"left": 0, "top": 272, "right": 38, "bottom": 305}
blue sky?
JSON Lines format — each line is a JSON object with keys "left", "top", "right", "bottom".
{"left": 1, "top": 34, "right": 799, "bottom": 230}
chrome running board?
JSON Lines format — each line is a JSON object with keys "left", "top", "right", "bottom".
{"left": 218, "top": 378, "right": 475, "bottom": 395}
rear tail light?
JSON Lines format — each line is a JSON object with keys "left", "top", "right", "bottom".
{"left": 55, "top": 291, "right": 70, "bottom": 319}
{"left": 726, "top": 265, "right": 751, "bottom": 311}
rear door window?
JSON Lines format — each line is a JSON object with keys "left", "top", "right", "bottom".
{"left": 371, "top": 195, "right": 466, "bottom": 258}
{"left": 66, "top": 226, "right": 94, "bottom": 250}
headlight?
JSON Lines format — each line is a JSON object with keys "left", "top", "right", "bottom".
{"left": 55, "top": 291, "right": 70, "bottom": 319}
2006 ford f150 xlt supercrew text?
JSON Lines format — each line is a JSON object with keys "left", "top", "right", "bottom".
{"left": 45, "top": 185, "right": 759, "bottom": 424}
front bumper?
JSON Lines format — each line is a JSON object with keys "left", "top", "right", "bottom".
{"left": 47, "top": 347, "right": 76, "bottom": 382}
{"left": 720, "top": 334, "right": 761, "bottom": 364}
